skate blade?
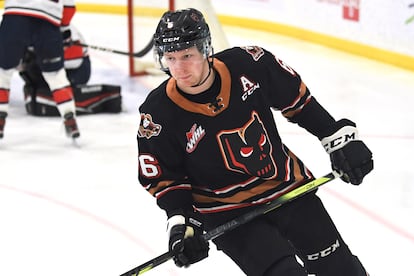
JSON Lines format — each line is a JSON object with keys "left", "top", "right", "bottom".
{"left": 70, "top": 136, "right": 81, "bottom": 148}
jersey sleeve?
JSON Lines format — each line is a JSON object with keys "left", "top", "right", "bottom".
{"left": 61, "top": 0, "right": 76, "bottom": 27}
{"left": 253, "top": 47, "right": 337, "bottom": 138}
{"left": 137, "top": 90, "right": 194, "bottom": 216}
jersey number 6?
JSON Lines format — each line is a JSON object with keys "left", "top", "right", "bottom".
{"left": 139, "top": 154, "right": 161, "bottom": 178}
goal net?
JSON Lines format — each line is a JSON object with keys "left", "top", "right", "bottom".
{"left": 127, "top": 0, "right": 229, "bottom": 76}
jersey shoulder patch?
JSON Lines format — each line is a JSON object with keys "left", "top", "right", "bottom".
{"left": 138, "top": 113, "right": 162, "bottom": 139}
{"left": 241, "top": 46, "right": 265, "bottom": 61}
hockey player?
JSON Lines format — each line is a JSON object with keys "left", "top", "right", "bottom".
{"left": 20, "top": 24, "right": 91, "bottom": 95}
{"left": 0, "top": 0, "right": 80, "bottom": 139}
{"left": 18, "top": 27, "right": 122, "bottom": 117}
{"left": 137, "top": 8, "right": 373, "bottom": 276}
{"left": 19, "top": 24, "right": 91, "bottom": 116}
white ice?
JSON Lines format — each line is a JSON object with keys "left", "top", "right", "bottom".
{"left": 0, "top": 12, "right": 413, "bottom": 276}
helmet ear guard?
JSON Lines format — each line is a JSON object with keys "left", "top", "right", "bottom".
{"left": 153, "top": 8, "right": 213, "bottom": 73}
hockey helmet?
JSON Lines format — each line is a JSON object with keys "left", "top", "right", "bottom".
{"left": 153, "top": 8, "right": 212, "bottom": 71}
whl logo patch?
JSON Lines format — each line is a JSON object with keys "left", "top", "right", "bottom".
{"left": 240, "top": 75, "right": 260, "bottom": 101}
{"left": 186, "top": 123, "right": 206, "bottom": 153}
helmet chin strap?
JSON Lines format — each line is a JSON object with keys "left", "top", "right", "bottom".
{"left": 191, "top": 66, "right": 212, "bottom": 87}
{"left": 191, "top": 57, "right": 214, "bottom": 88}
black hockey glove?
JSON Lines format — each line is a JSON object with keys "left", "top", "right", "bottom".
{"left": 61, "top": 26, "right": 72, "bottom": 47}
{"left": 167, "top": 213, "right": 209, "bottom": 267}
{"left": 320, "top": 119, "right": 373, "bottom": 185}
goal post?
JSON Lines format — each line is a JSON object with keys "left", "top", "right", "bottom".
{"left": 127, "top": 0, "right": 229, "bottom": 76}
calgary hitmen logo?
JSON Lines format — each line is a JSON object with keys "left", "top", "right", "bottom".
{"left": 138, "top": 113, "right": 162, "bottom": 139}
{"left": 217, "top": 111, "right": 277, "bottom": 179}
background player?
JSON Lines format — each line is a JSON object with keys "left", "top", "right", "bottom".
{"left": 0, "top": 0, "right": 80, "bottom": 140}
{"left": 19, "top": 24, "right": 91, "bottom": 113}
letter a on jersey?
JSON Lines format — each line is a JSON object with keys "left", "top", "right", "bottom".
{"left": 240, "top": 75, "right": 260, "bottom": 101}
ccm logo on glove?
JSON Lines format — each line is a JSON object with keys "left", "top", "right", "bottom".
{"left": 320, "top": 119, "right": 373, "bottom": 185}
{"left": 321, "top": 125, "right": 358, "bottom": 154}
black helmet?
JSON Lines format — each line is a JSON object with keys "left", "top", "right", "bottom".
{"left": 153, "top": 8, "right": 213, "bottom": 71}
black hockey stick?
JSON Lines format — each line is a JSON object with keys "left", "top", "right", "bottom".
{"left": 120, "top": 171, "right": 340, "bottom": 276}
{"left": 73, "top": 38, "right": 154, "bottom": 58}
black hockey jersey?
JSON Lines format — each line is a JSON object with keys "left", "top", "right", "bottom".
{"left": 137, "top": 46, "right": 335, "bottom": 216}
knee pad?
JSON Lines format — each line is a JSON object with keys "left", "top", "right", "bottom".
{"left": 66, "top": 57, "right": 91, "bottom": 86}
{"left": 263, "top": 256, "right": 307, "bottom": 276}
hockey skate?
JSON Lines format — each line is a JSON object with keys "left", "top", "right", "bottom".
{"left": 63, "top": 112, "right": 80, "bottom": 139}
{"left": 0, "top": 112, "right": 7, "bottom": 139}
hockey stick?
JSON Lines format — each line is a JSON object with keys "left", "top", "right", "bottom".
{"left": 120, "top": 171, "right": 340, "bottom": 276}
{"left": 73, "top": 38, "right": 154, "bottom": 58}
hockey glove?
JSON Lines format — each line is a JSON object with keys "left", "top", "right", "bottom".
{"left": 61, "top": 26, "right": 72, "bottom": 47}
{"left": 321, "top": 119, "right": 373, "bottom": 185}
{"left": 167, "top": 214, "right": 209, "bottom": 267}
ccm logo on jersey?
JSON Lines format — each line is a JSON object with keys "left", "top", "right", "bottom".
{"left": 240, "top": 75, "right": 260, "bottom": 101}
{"left": 186, "top": 123, "right": 206, "bottom": 153}
{"left": 138, "top": 113, "right": 162, "bottom": 139}
{"left": 307, "top": 239, "right": 340, "bottom": 261}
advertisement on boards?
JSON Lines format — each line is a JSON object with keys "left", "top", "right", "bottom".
{"left": 317, "top": 0, "right": 360, "bottom": 21}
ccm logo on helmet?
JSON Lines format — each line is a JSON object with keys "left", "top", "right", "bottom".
{"left": 163, "top": 37, "right": 180, "bottom": 43}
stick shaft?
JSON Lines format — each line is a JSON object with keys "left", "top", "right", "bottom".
{"left": 203, "top": 172, "right": 338, "bottom": 241}
{"left": 75, "top": 38, "right": 153, "bottom": 58}
{"left": 121, "top": 172, "right": 338, "bottom": 276}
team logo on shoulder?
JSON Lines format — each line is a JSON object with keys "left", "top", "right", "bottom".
{"left": 240, "top": 75, "right": 260, "bottom": 101}
{"left": 242, "top": 46, "right": 264, "bottom": 61}
{"left": 138, "top": 113, "right": 162, "bottom": 139}
{"left": 186, "top": 123, "right": 206, "bottom": 153}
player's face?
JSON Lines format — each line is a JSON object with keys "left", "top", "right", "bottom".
{"left": 163, "top": 46, "right": 209, "bottom": 90}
